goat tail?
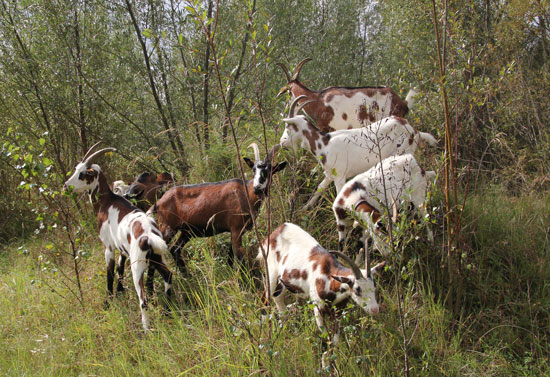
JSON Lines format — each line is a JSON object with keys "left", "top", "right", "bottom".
{"left": 141, "top": 233, "right": 168, "bottom": 256}
{"left": 419, "top": 132, "right": 438, "bottom": 147}
{"left": 405, "top": 88, "right": 419, "bottom": 110}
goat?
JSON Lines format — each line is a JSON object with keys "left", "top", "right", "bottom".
{"left": 278, "top": 58, "right": 418, "bottom": 132}
{"left": 333, "top": 154, "right": 436, "bottom": 257}
{"left": 257, "top": 222, "right": 385, "bottom": 367}
{"left": 63, "top": 143, "right": 172, "bottom": 331}
{"left": 112, "top": 180, "right": 130, "bottom": 196}
{"left": 124, "top": 172, "right": 176, "bottom": 211}
{"left": 280, "top": 96, "right": 437, "bottom": 208}
{"left": 148, "top": 143, "right": 287, "bottom": 271}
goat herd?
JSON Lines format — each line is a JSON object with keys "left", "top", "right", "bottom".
{"left": 63, "top": 59, "right": 437, "bottom": 365}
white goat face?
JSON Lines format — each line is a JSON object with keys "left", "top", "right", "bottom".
{"left": 64, "top": 162, "right": 101, "bottom": 193}
{"left": 280, "top": 117, "right": 304, "bottom": 151}
{"left": 252, "top": 160, "right": 271, "bottom": 194}
{"left": 351, "top": 274, "right": 379, "bottom": 314}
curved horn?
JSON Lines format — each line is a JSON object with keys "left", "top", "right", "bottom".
{"left": 267, "top": 144, "right": 281, "bottom": 161}
{"left": 288, "top": 95, "right": 307, "bottom": 117}
{"left": 277, "top": 62, "right": 291, "bottom": 83}
{"left": 291, "top": 57, "right": 312, "bottom": 81}
{"left": 84, "top": 147, "right": 116, "bottom": 166}
{"left": 364, "top": 247, "right": 371, "bottom": 277}
{"left": 330, "top": 250, "right": 362, "bottom": 280}
{"left": 296, "top": 99, "right": 316, "bottom": 116}
{"left": 82, "top": 141, "right": 102, "bottom": 162}
{"left": 248, "top": 143, "right": 261, "bottom": 161}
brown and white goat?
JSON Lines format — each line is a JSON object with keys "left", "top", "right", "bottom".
{"left": 124, "top": 172, "right": 176, "bottom": 211}
{"left": 257, "top": 223, "right": 384, "bottom": 366}
{"left": 281, "top": 96, "right": 437, "bottom": 208}
{"left": 278, "top": 58, "right": 418, "bottom": 132}
{"left": 63, "top": 143, "right": 172, "bottom": 331}
{"left": 148, "top": 144, "right": 287, "bottom": 270}
{"left": 333, "top": 154, "right": 436, "bottom": 257}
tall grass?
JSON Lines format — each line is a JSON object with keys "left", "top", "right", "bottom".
{"left": 0, "top": 188, "right": 548, "bottom": 376}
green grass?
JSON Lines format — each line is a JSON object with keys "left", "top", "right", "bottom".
{"left": 0, "top": 188, "right": 549, "bottom": 376}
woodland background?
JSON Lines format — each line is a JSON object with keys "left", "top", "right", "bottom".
{"left": 0, "top": 0, "right": 549, "bottom": 376}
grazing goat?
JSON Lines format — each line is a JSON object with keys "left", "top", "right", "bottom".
{"left": 125, "top": 172, "right": 176, "bottom": 211}
{"left": 333, "top": 154, "right": 436, "bottom": 257}
{"left": 278, "top": 58, "right": 418, "bottom": 132}
{"left": 280, "top": 96, "right": 437, "bottom": 208}
{"left": 63, "top": 143, "right": 172, "bottom": 331}
{"left": 112, "top": 180, "right": 130, "bottom": 196}
{"left": 148, "top": 144, "right": 287, "bottom": 271}
{"left": 257, "top": 222, "right": 385, "bottom": 366}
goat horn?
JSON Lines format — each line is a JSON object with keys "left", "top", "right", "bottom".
{"left": 248, "top": 143, "right": 261, "bottom": 161}
{"left": 296, "top": 99, "right": 316, "bottom": 116}
{"left": 288, "top": 95, "right": 307, "bottom": 117}
{"left": 330, "top": 250, "right": 363, "bottom": 280}
{"left": 82, "top": 141, "right": 102, "bottom": 162}
{"left": 364, "top": 247, "right": 371, "bottom": 278}
{"left": 277, "top": 62, "right": 291, "bottom": 83}
{"left": 84, "top": 147, "right": 116, "bottom": 167}
{"left": 291, "top": 57, "right": 312, "bottom": 81}
{"left": 267, "top": 144, "right": 281, "bottom": 161}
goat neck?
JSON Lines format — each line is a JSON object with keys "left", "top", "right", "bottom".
{"left": 90, "top": 170, "right": 115, "bottom": 212}
{"left": 289, "top": 81, "right": 317, "bottom": 102}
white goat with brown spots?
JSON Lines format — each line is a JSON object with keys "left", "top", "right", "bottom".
{"left": 333, "top": 154, "right": 436, "bottom": 257}
{"left": 63, "top": 143, "right": 172, "bottom": 331}
{"left": 278, "top": 58, "right": 418, "bottom": 132}
{"left": 280, "top": 96, "right": 437, "bottom": 208}
{"left": 257, "top": 222, "right": 384, "bottom": 366}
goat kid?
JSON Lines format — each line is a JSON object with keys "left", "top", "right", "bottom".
{"left": 333, "top": 154, "right": 436, "bottom": 257}
{"left": 63, "top": 143, "right": 172, "bottom": 331}
{"left": 281, "top": 96, "right": 437, "bottom": 208}
{"left": 258, "top": 223, "right": 384, "bottom": 366}
{"left": 278, "top": 58, "right": 417, "bottom": 132}
{"left": 148, "top": 144, "right": 287, "bottom": 272}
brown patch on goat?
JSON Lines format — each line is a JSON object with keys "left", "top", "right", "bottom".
{"left": 334, "top": 207, "right": 347, "bottom": 221}
{"left": 138, "top": 236, "right": 150, "bottom": 251}
{"left": 133, "top": 221, "right": 145, "bottom": 239}
{"left": 275, "top": 250, "right": 281, "bottom": 262}
{"left": 409, "top": 133, "right": 415, "bottom": 145}
{"left": 127, "top": 234, "right": 131, "bottom": 244}
{"left": 320, "top": 154, "right": 327, "bottom": 164}
{"left": 316, "top": 278, "right": 337, "bottom": 302}
{"left": 342, "top": 181, "right": 366, "bottom": 198}
{"left": 329, "top": 279, "right": 344, "bottom": 293}
{"left": 266, "top": 223, "right": 285, "bottom": 251}
{"left": 280, "top": 279, "right": 304, "bottom": 294}
{"left": 342, "top": 113, "right": 347, "bottom": 120}
{"left": 355, "top": 201, "right": 381, "bottom": 223}
{"left": 282, "top": 255, "right": 288, "bottom": 265}
{"left": 309, "top": 247, "right": 331, "bottom": 275}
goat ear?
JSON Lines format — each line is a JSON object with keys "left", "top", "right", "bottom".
{"left": 370, "top": 261, "right": 386, "bottom": 276}
{"left": 243, "top": 157, "right": 254, "bottom": 169}
{"left": 331, "top": 275, "right": 354, "bottom": 286}
{"left": 272, "top": 161, "right": 288, "bottom": 174}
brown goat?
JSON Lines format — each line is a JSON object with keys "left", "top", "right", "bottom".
{"left": 125, "top": 172, "right": 176, "bottom": 211}
{"left": 148, "top": 144, "right": 287, "bottom": 274}
{"left": 278, "top": 58, "right": 417, "bottom": 132}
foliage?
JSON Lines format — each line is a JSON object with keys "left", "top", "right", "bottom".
{"left": 0, "top": 0, "right": 549, "bottom": 375}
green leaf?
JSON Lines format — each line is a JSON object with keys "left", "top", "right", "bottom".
{"left": 39, "top": 138, "right": 45, "bottom": 146}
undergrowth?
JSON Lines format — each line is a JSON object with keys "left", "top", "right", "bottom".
{"left": 0, "top": 188, "right": 548, "bottom": 376}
